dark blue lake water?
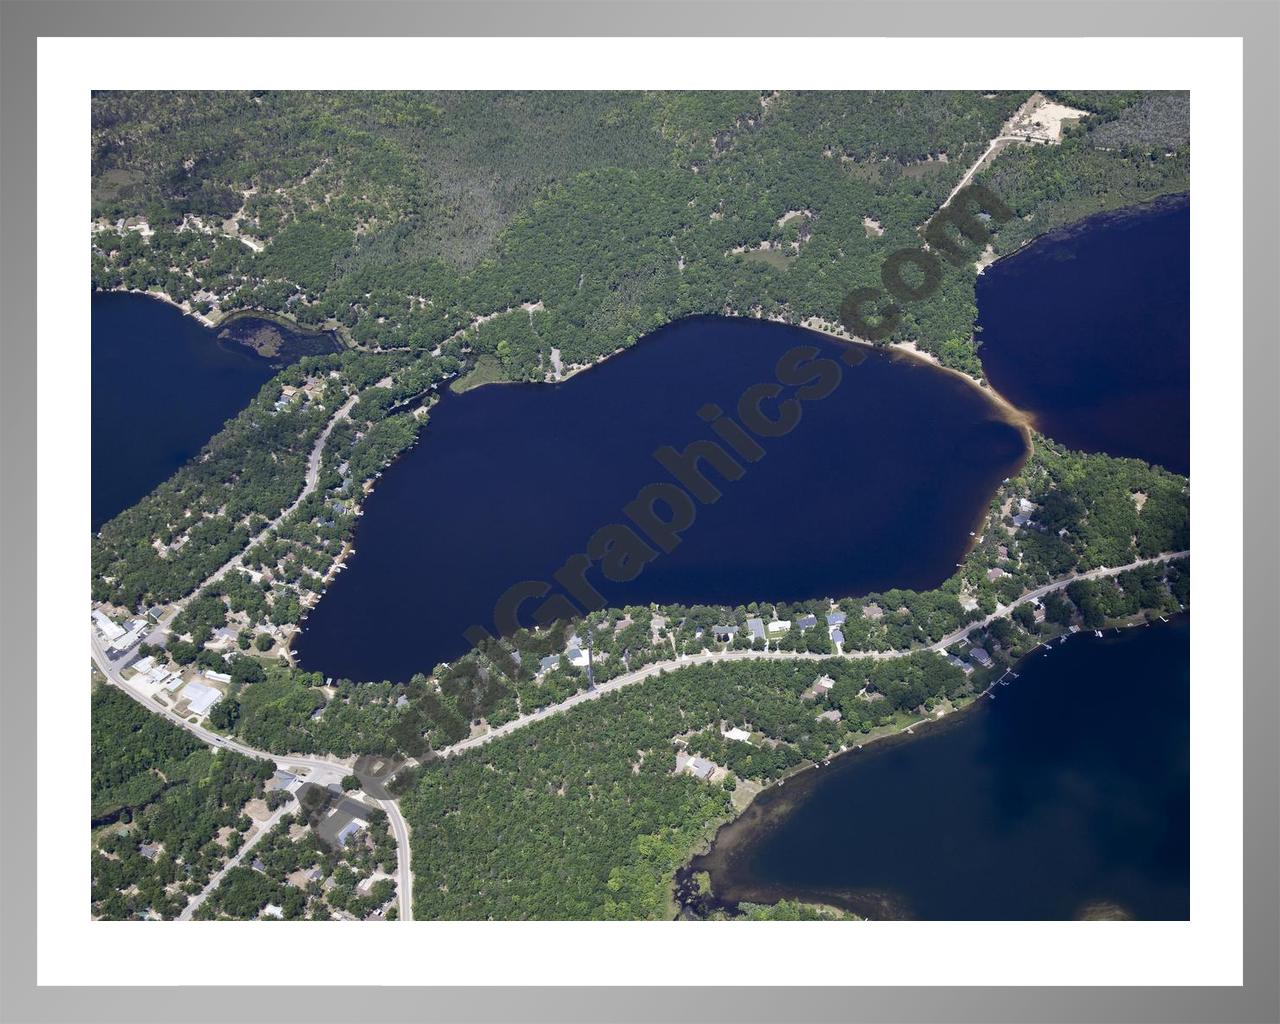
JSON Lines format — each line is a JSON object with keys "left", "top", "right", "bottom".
{"left": 690, "top": 616, "right": 1190, "bottom": 920}
{"left": 92, "top": 292, "right": 339, "bottom": 531}
{"left": 295, "top": 316, "right": 1028, "bottom": 682}
{"left": 976, "top": 195, "right": 1189, "bottom": 474}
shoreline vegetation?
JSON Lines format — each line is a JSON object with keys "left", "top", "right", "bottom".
{"left": 89, "top": 90, "right": 1192, "bottom": 921}
{"left": 676, "top": 607, "right": 1190, "bottom": 920}
{"left": 93, "top": 283, "right": 356, "bottom": 351}
{"left": 448, "top": 309, "right": 1036, "bottom": 439}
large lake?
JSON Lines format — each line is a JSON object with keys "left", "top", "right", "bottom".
{"left": 975, "top": 194, "right": 1189, "bottom": 474}
{"left": 92, "top": 292, "right": 339, "bottom": 530}
{"left": 688, "top": 616, "right": 1190, "bottom": 920}
{"left": 295, "top": 316, "right": 1028, "bottom": 682}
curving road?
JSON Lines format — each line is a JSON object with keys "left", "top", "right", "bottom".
{"left": 95, "top": 549, "right": 1184, "bottom": 920}
{"left": 92, "top": 616, "right": 415, "bottom": 922}
{"left": 438, "top": 551, "right": 1189, "bottom": 759}
{"left": 161, "top": 392, "right": 360, "bottom": 627}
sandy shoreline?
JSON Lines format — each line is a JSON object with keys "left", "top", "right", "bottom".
{"left": 99, "top": 285, "right": 218, "bottom": 328}
{"left": 680, "top": 609, "right": 1189, "bottom": 916}
{"left": 792, "top": 315, "right": 1035, "bottom": 434}
{"left": 452, "top": 309, "right": 1035, "bottom": 440}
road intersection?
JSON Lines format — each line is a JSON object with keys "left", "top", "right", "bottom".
{"left": 94, "top": 547, "right": 1186, "bottom": 922}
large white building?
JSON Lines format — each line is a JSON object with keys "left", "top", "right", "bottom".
{"left": 92, "top": 609, "right": 125, "bottom": 642}
{"left": 180, "top": 680, "right": 222, "bottom": 716}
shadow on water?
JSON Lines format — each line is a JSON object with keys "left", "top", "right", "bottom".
{"left": 684, "top": 617, "right": 1190, "bottom": 921}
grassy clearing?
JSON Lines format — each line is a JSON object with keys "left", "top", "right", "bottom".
{"left": 450, "top": 354, "right": 507, "bottom": 393}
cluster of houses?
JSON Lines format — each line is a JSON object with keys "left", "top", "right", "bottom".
{"left": 742, "top": 610, "right": 846, "bottom": 648}
{"left": 272, "top": 376, "right": 328, "bottom": 413}
{"left": 536, "top": 634, "right": 592, "bottom": 676}
{"left": 946, "top": 645, "right": 994, "bottom": 676}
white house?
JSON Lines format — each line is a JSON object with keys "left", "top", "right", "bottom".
{"left": 722, "top": 726, "right": 752, "bottom": 743}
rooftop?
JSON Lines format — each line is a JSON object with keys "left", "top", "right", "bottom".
{"left": 180, "top": 680, "right": 222, "bottom": 715}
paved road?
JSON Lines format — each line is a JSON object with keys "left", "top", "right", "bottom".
{"left": 160, "top": 392, "right": 360, "bottom": 627}
{"left": 94, "top": 549, "right": 1184, "bottom": 916}
{"left": 376, "top": 797, "right": 414, "bottom": 921}
{"left": 439, "top": 551, "right": 1189, "bottom": 758}
{"left": 92, "top": 632, "right": 350, "bottom": 776}
{"left": 178, "top": 800, "right": 293, "bottom": 921}
{"left": 91, "top": 633, "right": 416, "bottom": 921}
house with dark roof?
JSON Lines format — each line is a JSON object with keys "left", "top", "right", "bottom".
{"left": 745, "top": 617, "right": 765, "bottom": 641}
{"left": 825, "top": 610, "right": 846, "bottom": 627}
{"left": 795, "top": 614, "right": 818, "bottom": 630}
{"left": 969, "top": 647, "right": 994, "bottom": 668}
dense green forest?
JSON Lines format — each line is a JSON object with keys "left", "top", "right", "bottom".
{"left": 203, "top": 435, "right": 1188, "bottom": 761}
{"left": 90, "top": 685, "right": 273, "bottom": 919}
{"left": 93, "top": 90, "right": 1187, "bottom": 381}
{"left": 90, "top": 92, "right": 1192, "bottom": 920}
{"left": 91, "top": 89, "right": 1188, "bottom": 630}
{"left": 398, "top": 553, "right": 1185, "bottom": 922}
{"left": 192, "top": 809, "right": 398, "bottom": 921}
{"left": 89, "top": 89, "right": 1188, "bottom": 620}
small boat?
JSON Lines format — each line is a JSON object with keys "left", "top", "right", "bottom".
{"left": 1094, "top": 630, "right": 1103, "bottom": 637}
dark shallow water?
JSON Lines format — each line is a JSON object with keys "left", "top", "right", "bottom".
{"left": 976, "top": 195, "right": 1189, "bottom": 474}
{"left": 92, "top": 292, "right": 338, "bottom": 530}
{"left": 296, "top": 316, "right": 1028, "bottom": 682}
{"left": 689, "top": 616, "right": 1190, "bottom": 921}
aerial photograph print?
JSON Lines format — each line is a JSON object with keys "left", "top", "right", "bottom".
{"left": 89, "top": 88, "right": 1191, "bottom": 924}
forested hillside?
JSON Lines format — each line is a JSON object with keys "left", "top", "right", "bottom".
{"left": 93, "top": 90, "right": 1188, "bottom": 379}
